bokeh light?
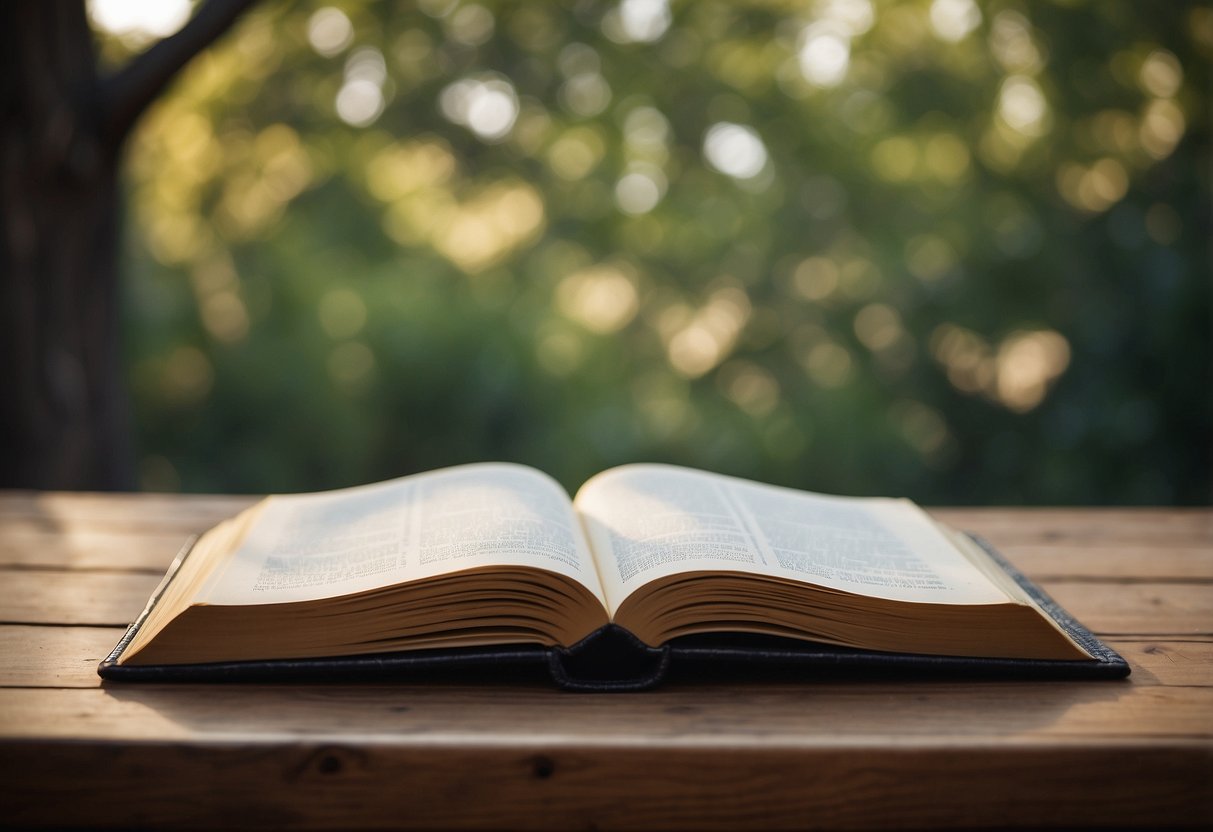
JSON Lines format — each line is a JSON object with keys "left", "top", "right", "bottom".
{"left": 89, "top": 0, "right": 190, "bottom": 41}
{"left": 703, "top": 123, "right": 769, "bottom": 181}
{"left": 440, "top": 75, "right": 520, "bottom": 141}
{"left": 107, "top": 0, "right": 1207, "bottom": 506}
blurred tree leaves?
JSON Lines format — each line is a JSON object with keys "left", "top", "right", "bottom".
{"left": 101, "top": 0, "right": 1210, "bottom": 503}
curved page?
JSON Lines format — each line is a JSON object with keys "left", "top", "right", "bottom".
{"left": 575, "top": 464, "right": 1013, "bottom": 616}
{"left": 199, "top": 463, "right": 605, "bottom": 608}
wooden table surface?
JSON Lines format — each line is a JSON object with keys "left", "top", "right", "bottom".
{"left": 0, "top": 492, "right": 1210, "bottom": 829}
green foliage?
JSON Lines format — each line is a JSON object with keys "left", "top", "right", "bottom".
{"left": 107, "top": 0, "right": 1211, "bottom": 503}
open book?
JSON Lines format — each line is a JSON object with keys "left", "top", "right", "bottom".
{"left": 102, "top": 464, "right": 1127, "bottom": 688}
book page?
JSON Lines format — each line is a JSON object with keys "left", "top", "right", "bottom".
{"left": 198, "top": 463, "right": 605, "bottom": 607}
{"left": 574, "top": 464, "right": 1013, "bottom": 614}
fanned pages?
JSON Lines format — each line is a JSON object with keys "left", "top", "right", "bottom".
{"left": 121, "top": 465, "right": 609, "bottom": 665}
{"left": 576, "top": 465, "right": 1085, "bottom": 659}
{"left": 114, "top": 462, "right": 1095, "bottom": 669}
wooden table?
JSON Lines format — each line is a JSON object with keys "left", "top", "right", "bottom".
{"left": 0, "top": 493, "right": 1210, "bottom": 829}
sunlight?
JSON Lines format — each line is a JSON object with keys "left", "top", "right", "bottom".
{"left": 1056, "top": 158, "right": 1129, "bottom": 213}
{"left": 998, "top": 75, "right": 1048, "bottom": 136}
{"left": 990, "top": 11, "right": 1043, "bottom": 74}
{"left": 995, "top": 330, "right": 1070, "bottom": 412}
{"left": 819, "top": 0, "right": 875, "bottom": 35}
{"left": 905, "top": 234, "right": 957, "bottom": 283}
{"left": 624, "top": 106, "right": 670, "bottom": 152}
{"left": 336, "top": 80, "right": 384, "bottom": 127}
{"left": 77, "top": 0, "right": 1201, "bottom": 509}
{"left": 930, "top": 324, "right": 994, "bottom": 395}
{"left": 346, "top": 47, "right": 387, "bottom": 85}
{"left": 703, "top": 123, "right": 769, "bottom": 180}
{"left": 336, "top": 48, "right": 388, "bottom": 127}
{"left": 307, "top": 7, "right": 353, "bottom": 57}
{"left": 615, "top": 164, "right": 666, "bottom": 215}
{"left": 189, "top": 255, "right": 250, "bottom": 345}
{"left": 200, "top": 291, "right": 250, "bottom": 344}
{"left": 1139, "top": 49, "right": 1183, "bottom": 98}
{"left": 853, "top": 304, "right": 902, "bottom": 351}
{"left": 891, "top": 400, "right": 950, "bottom": 457}
{"left": 430, "top": 183, "right": 545, "bottom": 272}
{"left": 365, "top": 140, "right": 456, "bottom": 202}
{"left": 440, "top": 75, "right": 519, "bottom": 142}
{"left": 790, "top": 257, "right": 840, "bottom": 301}
{"left": 928, "top": 0, "right": 981, "bottom": 43}
{"left": 930, "top": 324, "right": 1070, "bottom": 412}
{"left": 547, "top": 128, "right": 606, "bottom": 180}
{"left": 603, "top": 0, "right": 672, "bottom": 44}
{"left": 797, "top": 24, "right": 851, "bottom": 88}
{"left": 557, "top": 264, "right": 640, "bottom": 334}
{"left": 924, "top": 133, "right": 971, "bottom": 182}
{"left": 88, "top": 0, "right": 190, "bottom": 41}
{"left": 718, "top": 360, "right": 780, "bottom": 417}
{"left": 665, "top": 286, "right": 752, "bottom": 378}
{"left": 1140, "top": 99, "right": 1186, "bottom": 159}
{"left": 445, "top": 4, "right": 495, "bottom": 47}
{"left": 560, "top": 71, "right": 612, "bottom": 118}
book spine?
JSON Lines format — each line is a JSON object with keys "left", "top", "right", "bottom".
{"left": 547, "top": 625, "right": 670, "bottom": 691}
{"left": 98, "top": 535, "right": 198, "bottom": 671}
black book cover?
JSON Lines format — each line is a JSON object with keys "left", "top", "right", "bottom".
{"left": 98, "top": 534, "right": 1130, "bottom": 691}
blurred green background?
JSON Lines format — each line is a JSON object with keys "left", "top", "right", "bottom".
{"left": 91, "top": 0, "right": 1211, "bottom": 503}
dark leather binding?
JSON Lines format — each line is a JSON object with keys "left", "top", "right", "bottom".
{"left": 98, "top": 533, "right": 1130, "bottom": 691}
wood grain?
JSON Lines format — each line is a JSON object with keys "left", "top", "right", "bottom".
{"left": 1038, "top": 581, "right": 1213, "bottom": 636}
{"left": 1, "top": 740, "right": 1210, "bottom": 830}
{"left": 929, "top": 507, "right": 1213, "bottom": 544}
{"left": 0, "top": 493, "right": 1208, "bottom": 830}
{"left": 0, "top": 527, "right": 190, "bottom": 571}
{"left": 997, "top": 542, "right": 1213, "bottom": 581}
{"left": 2, "top": 682, "right": 1210, "bottom": 742}
{"left": 0, "top": 569, "right": 161, "bottom": 625}
{"left": 1110, "top": 639, "right": 1213, "bottom": 687}
{"left": 0, "top": 491, "right": 257, "bottom": 528}
{"left": 1, "top": 623, "right": 1209, "bottom": 690}
{"left": 0, "top": 625, "right": 126, "bottom": 687}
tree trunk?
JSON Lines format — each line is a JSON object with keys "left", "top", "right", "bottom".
{"left": 0, "top": 0, "right": 256, "bottom": 491}
{"left": 0, "top": 1, "right": 132, "bottom": 489}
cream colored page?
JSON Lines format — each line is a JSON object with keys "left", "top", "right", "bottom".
{"left": 199, "top": 463, "right": 604, "bottom": 606}
{"left": 574, "top": 464, "right": 1011, "bottom": 614}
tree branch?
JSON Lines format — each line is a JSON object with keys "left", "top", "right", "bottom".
{"left": 97, "top": 0, "right": 259, "bottom": 147}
